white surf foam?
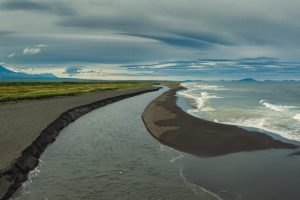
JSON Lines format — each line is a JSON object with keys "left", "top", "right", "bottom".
{"left": 201, "top": 107, "right": 216, "bottom": 112}
{"left": 178, "top": 90, "right": 221, "bottom": 112}
{"left": 179, "top": 82, "right": 300, "bottom": 142}
{"left": 260, "top": 100, "right": 296, "bottom": 112}
{"left": 169, "top": 154, "right": 184, "bottom": 163}
{"left": 221, "top": 117, "right": 300, "bottom": 142}
{"left": 10, "top": 167, "right": 41, "bottom": 200}
{"left": 181, "top": 83, "right": 228, "bottom": 91}
{"left": 195, "top": 92, "right": 222, "bottom": 110}
{"left": 186, "top": 109, "right": 202, "bottom": 118}
{"left": 186, "top": 108, "right": 300, "bottom": 142}
{"left": 292, "top": 114, "right": 300, "bottom": 122}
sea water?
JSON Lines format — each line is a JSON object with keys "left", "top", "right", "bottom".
{"left": 176, "top": 81, "right": 300, "bottom": 200}
{"left": 177, "top": 81, "right": 300, "bottom": 142}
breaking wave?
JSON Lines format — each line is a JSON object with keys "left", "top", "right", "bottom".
{"left": 178, "top": 90, "right": 221, "bottom": 112}
{"left": 181, "top": 83, "right": 228, "bottom": 91}
{"left": 292, "top": 114, "right": 300, "bottom": 122}
{"left": 178, "top": 82, "right": 300, "bottom": 142}
{"left": 260, "top": 100, "right": 296, "bottom": 112}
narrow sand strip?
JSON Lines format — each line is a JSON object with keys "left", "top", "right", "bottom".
{"left": 142, "top": 86, "right": 297, "bottom": 157}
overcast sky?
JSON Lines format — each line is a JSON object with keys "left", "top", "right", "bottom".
{"left": 1, "top": 0, "right": 300, "bottom": 80}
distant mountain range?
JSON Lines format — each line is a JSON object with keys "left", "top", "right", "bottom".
{"left": 236, "top": 78, "right": 257, "bottom": 82}
{"left": 0, "top": 65, "right": 58, "bottom": 80}
{"left": 183, "top": 78, "right": 258, "bottom": 82}
{"left": 183, "top": 78, "right": 299, "bottom": 82}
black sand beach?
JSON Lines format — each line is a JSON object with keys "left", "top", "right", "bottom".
{"left": 0, "top": 86, "right": 160, "bottom": 200}
{"left": 142, "top": 85, "right": 297, "bottom": 157}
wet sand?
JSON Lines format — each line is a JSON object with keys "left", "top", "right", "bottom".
{"left": 142, "top": 86, "right": 297, "bottom": 157}
{"left": 0, "top": 86, "right": 159, "bottom": 200}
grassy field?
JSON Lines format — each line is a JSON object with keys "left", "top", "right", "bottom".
{"left": 0, "top": 81, "right": 166, "bottom": 102}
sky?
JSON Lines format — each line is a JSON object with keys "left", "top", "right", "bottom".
{"left": 0, "top": 0, "right": 300, "bottom": 80}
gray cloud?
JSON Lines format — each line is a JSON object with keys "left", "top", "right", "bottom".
{"left": 64, "top": 66, "right": 82, "bottom": 76}
{"left": 0, "top": 30, "right": 15, "bottom": 35}
{"left": 0, "top": 0, "right": 76, "bottom": 16}
{"left": 174, "top": 31, "right": 235, "bottom": 46}
{"left": 120, "top": 33, "right": 210, "bottom": 49}
{"left": 1, "top": 0, "right": 300, "bottom": 70}
{"left": 119, "top": 57, "right": 300, "bottom": 80}
{"left": 57, "top": 15, "right": 156, "bottom": 31}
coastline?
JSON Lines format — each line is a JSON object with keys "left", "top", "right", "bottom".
{"left": 0, "top": 86, "right": 160, "bottom": 200}
{"left": 142, "top": 85, "right": 297, "bottom": 157}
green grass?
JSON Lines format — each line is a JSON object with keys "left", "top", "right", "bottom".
{"left": 0, "top": 81, "right": 172, "bottom": 103}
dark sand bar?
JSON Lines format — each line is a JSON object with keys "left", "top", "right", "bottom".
{"left": 0, "top": 86, "right": 160, "bottom": 200}
{"left": 142, "top": 86, "right": 297, "bottom": 157}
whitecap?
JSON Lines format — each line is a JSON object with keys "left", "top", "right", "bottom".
{"left": 292, "top": 114, "right": 300, "bottom": 122}
{"left": 179, "top": 83, "right": 300, "bottom": 142}
{"left": 223, "top": 118, "right": 300, "bottom": 142}
{"left": 181, "top": 83, "right": 228, "bottom": 91}
{"left": 259, "top": 100, "right": 296, "bottom": 112}
{"left": 201, "top": 107, "right": 216, "bottom": 112}
{"left": 178, "top": 90, "right": 221, "bottom": 112}
{"left": 235, "top": 118, "right": 267, "bottom": 130}
{"left": 194, "top": 92, "right": 222, "bottom": 111}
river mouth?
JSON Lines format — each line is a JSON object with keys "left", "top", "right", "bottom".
{"left": 11, "top": 88, "right": 218, "bottom": 200}
{"left": 10, "top": 88, "right": 300, "bottom": 200}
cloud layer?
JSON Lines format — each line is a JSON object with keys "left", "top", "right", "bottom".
{"left": 1, "top": 0, "right": 76, "bottom": 15}
{"left": 1, "top": 0, "right": 300, "bottom": 79}
{"left": 119, "top": 57, "right": 300, "bottom": 80}
{"left": 23, "top": 47, "right": 41, "bottom": 55}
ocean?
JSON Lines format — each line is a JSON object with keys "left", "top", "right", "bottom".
{"left": 177, "top": 81, "right": 300, "bottom": 142}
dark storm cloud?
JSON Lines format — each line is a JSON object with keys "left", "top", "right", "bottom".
{"left": 122, "top": 33, "right": 209, "bottom": 49}
{"left": 174, "top": 31, "right": 235, "bottom": 46}
{"left": 0, "top": 0, "right": 76, "bottom": 16}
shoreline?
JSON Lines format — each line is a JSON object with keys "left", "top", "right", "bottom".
{"left": 0, "top": 86, "right": 161, "bottom": 200}
{"left": 142, "top": 85, "right": 297, "bottom": 157}
{"left": 177, "top": 90, "right": 300, "bottom": 147}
